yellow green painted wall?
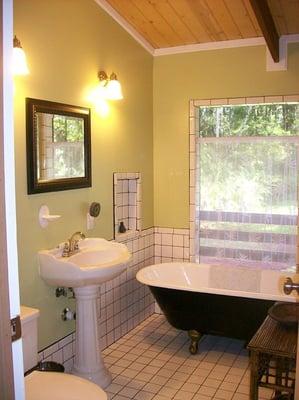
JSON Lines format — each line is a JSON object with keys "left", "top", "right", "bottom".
{"left": 153, "top": 44, "right": 299, "bottom": 228}
{"left": 14, "top": 0, "right": 153, "bottom": 349}
{"left": 14, "top": 0, "right": 299, "bottom": 349}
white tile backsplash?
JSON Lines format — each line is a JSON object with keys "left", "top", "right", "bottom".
{"left": 38, "top": 225, "right": 191, "bottom": 370}
{"left": 173, "top": 235, "right": 184, "bottom": 247}
{"left": 39, "top": 227, "right": 155, "bottom": 370}
{"left": 154, "top": 227, "right": 190, "bottom": 265}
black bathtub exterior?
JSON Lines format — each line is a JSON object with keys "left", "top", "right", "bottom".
{"left": 149, "top": 286, "right": 274, "bottom": 342}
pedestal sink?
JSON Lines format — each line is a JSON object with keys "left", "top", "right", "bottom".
{"left": 38, "top": 238, "right": 131, "bottom": 388}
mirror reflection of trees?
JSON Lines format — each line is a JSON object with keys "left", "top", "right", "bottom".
{"left": 36, "top": 113, "right": 85, "bottom": 181}
{"left": 53, "top": 115, "right": 84, "bottom": 142}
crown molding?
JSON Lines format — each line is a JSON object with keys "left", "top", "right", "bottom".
{"left": 153, "top": 37, "right": 266, "bottom": 56}
{"left": 284, "top": 34, "right": 299, "bottom": 43}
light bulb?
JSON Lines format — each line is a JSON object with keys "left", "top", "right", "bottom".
{"left": 106, "top": 79, "right": 123, "bottom": 100}
{"left": 13, "top": 36, "right": 29, "bottom": 75}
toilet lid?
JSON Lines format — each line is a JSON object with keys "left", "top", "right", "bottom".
{"left": 25, "top": 371, "right": 107, "bottom": 400}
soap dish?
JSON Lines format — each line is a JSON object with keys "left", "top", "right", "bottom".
{"left": 39, "top": 205, "right": 61, "bottom": 228}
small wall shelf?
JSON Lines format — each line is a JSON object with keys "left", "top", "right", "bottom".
{"left": 39, "top": 205, "right": 61, "bottom": 228}
{"left": 113, "top": 172, "right": 141, "bottom": 241}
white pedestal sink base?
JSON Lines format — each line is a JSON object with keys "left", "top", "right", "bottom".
{"left": 38, "top": 237, "right": 131, "bottom": 388}
{"left": 72, "top": 285, "right": 112, "bottom": 388}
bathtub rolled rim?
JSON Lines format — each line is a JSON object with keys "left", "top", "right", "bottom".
{"left": 136, "top": 262, "right": 299, "bottom": 303}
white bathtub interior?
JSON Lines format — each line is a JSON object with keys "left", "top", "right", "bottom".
{"left": 136, "top": 262, "right": 299, "bottom": 303}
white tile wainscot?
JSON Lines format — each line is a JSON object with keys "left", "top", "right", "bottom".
{"left": 38, "top": 226, "right": 192, "bottom": 371}
{"left": 38, "top": 227, "right": 155, "bottom": 371}
{"left": 154, "top": 227, "right": 190, "bottom": 264}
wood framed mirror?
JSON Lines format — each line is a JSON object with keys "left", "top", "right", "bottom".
{"left": 26, "top": 98, "right": 91, "bottom": 194}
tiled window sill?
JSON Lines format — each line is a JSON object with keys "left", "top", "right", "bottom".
{"left": 115, "top": 230, "right": 140, "bottom": 242}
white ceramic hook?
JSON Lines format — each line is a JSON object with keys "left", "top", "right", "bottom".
{"left": 39, "top": 205, "right": 61, "bottom": 228}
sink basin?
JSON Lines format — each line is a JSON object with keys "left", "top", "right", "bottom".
{"left": 38, "top": 237, "right": 131, "bottom": 387}
{"left": 38, "top": 238, "right": 131, "bottom": 287}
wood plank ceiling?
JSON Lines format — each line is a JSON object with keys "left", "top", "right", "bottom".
{"left": 103, "top": 0, "right": 299, "bottom": 59}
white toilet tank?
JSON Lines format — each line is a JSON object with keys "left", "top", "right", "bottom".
{"left": 20, "top": 306, "right": 40, "bottom": 372}
{"left": 22, "top": 306, "right": 108, "bottom": 400}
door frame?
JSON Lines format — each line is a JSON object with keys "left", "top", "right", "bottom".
{"left": 0, "top": 0, "right": 24, "bottom": 398}
{"left": 0, "top": 0, "right": 15, "bottom": 397}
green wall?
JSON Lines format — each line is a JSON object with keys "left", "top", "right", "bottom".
{"left": 153, "top": 44, "right": 299, "bottom": 228}
{"left": 14, "top": 0, "right": 153, "bottom": 349}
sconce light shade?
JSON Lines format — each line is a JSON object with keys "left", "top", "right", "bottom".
{"left": 13, "top": 35, "right": 29, "bottom": 75}
{"left": 98, "top": 71, "right": 123, "bottom": 100}
{"left": 106, "top": 72, "right": 123, "bottom": 100}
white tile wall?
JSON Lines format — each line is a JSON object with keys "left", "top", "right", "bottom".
{"left": 38, "top": 226, "right": 193, "bottom": 370}
{"left": 113, "top": 172, "right": 142, "bottom": 240}
{"left": 38, "top": 332, "right": 76, "bottom": 372}
{"left": 154, "top": 227, "right": 190, "bottom": 264}
{"left": 39, "top": 227, "right": 155, "bottom": 371}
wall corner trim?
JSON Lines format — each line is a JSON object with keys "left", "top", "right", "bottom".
{"left": 266, "top": 34, "right": 299, "bottom": 71}
{"left": 94, "top": 0, "right": 155, "bottom": 56}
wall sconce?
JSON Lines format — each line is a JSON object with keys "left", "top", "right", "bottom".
{"left": 98, "top": 71, "right": 123, "bottom": 100}
{"left": 13, "top": 35, "right": 29, "bottom": 75}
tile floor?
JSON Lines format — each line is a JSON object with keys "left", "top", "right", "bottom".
{"left": 103, "top": 314, "right": 274, "bottom": 400}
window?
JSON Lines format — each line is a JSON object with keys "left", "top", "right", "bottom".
{"left": 194, "top": 100, "right": 299, "bottom": 272}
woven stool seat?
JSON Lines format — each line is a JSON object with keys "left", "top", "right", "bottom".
{"left": 247, "top": 316, "right": 297, "bottom": 400}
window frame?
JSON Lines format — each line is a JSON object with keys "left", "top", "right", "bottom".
{"left": 189, "top": 95, "right": 299, "bottom": 265}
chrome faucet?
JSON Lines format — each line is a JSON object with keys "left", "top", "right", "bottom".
{"left": 62, "top": 231, "right": 86, "bottom": 257}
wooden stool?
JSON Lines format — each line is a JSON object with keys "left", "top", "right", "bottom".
{"left": 247, "top": 316, "right": 297, "bottom": 400}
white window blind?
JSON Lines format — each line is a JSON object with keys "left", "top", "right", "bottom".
{"left": 195, "top": 103, "right": 299, "bottom": 271}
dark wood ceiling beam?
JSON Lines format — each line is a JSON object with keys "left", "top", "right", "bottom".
{"left": 249, "top": 0, "right": 280, "bottom": 62}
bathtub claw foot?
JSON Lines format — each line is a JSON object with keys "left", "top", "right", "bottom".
{"left": 188, "top": 330, "right": 202, "bottom": 355}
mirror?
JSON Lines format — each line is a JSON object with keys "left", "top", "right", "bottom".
{"left": 26, "top": 98, "right": 91, "bottom": 194}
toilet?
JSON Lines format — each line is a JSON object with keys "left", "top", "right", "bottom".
{"left": 21, "top": 306, "right": 107, "bottom": 400}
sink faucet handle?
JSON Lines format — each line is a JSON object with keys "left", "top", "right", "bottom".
{"left": 71, "top": 231, "right": 85, "bottom": 239}
{"left": 62, "top": 241, "right": 70, "bottom": 257}
{"left": 62, "top": 232, "right": 85, "bottom": 257}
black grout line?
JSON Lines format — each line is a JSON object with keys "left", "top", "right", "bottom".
{"left": 103, "top": 314, "right": 274, "bottom": 400}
